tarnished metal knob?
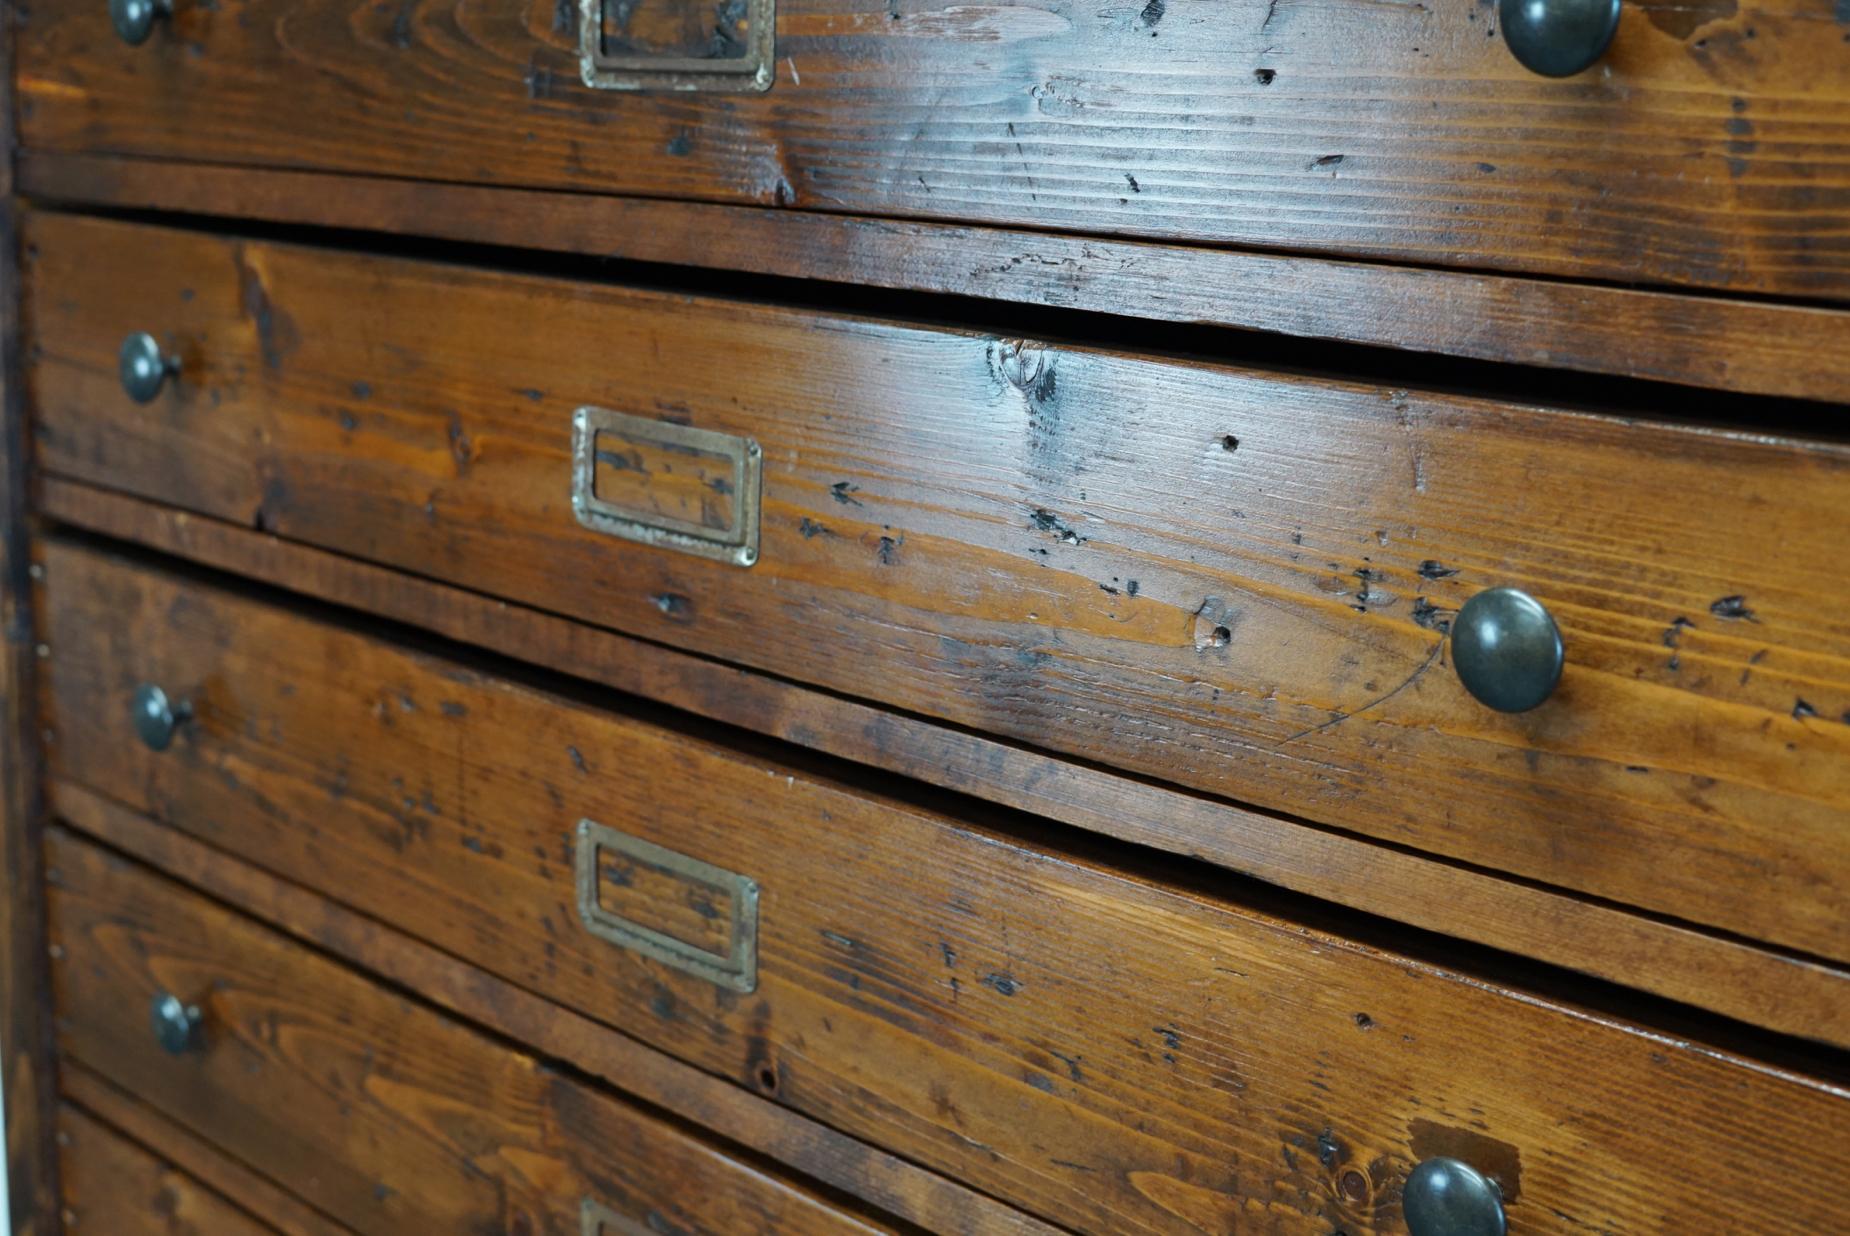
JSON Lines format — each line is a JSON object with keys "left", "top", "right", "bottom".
{"left": 1404, "top": 1158, "right": 1507, "bottom": 1236}
{"left": 132, "top": 683, "right": 192, "bottom": 752}
{"left": 119, "top": 332, "right": 178, "bottom": 403}
{"left": 109, "top": 0, "right": 172, "bottom": 45}
{"left": 1450, "top": 586, "right": 1564, "bottom": 713}
{"left": 1499, "top": 0, "right": 1621, "bottom": 76}
{"left": 150, "top": 992, "right": 204, "bottom": 1055}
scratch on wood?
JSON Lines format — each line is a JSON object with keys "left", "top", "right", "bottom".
{"left": 1279, "top": 639, "right": 1444, "bottom": 744}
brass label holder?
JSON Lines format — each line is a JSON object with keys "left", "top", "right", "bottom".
{"left": 577, "top": 0, "right": 775, "bottom": 92}
{"left": 571, "top": 405, "right": 762, "bottom": 568}
{"left": 574, "top": 818, "right": 761, "bottom": 992}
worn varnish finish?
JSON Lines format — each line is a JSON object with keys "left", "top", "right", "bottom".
{"left": 40, "top": 478, "right": 1850, "bottom": 1050}
{"left": 22, "top": 153, "right": 1850, "bottom": 403}
{"left": 54, "top": 786, "right": 1067, "bottom": 1236}
{"left": 27, "top": 213, "right": 1850, "bottom": 961}
{"left": 15, "top": 0, "right": 1850, "bottom": 298}
{"left": 58, "top": 1103, "right": 286, "bottom": 1236}
{"left": 64, "top": 1067, "right": 358, "bottom": 1236}
{"left": 37, "top": 546, "right": 1850, "bottom": 1235}
{"left": 46, "top": 830, "right": 899, "bottom": 1236}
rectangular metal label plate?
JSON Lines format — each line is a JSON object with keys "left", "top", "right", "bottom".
{"left": 581, "top": 1198, "right": 653, "bottom": 1236}
{"left": 575, "top": 819, "right": 760, "bottom": 992}
{"left": 578, "top": 0, "right": 774, "bottom": 92}
{"left": 571, "top": 405, "right": 761, "bottom": 567}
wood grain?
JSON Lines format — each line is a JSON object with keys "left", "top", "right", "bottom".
{"left": 46, "top": 829, "right": 898, "bottom": 1236}
{"left": 37, "top": 548, "right": 1850, "bottom": 1235}
{"left": 54, "top": 787, "right": 1067, "bottom": 1236}
{"left": 14, "top": 0, "right": 1850, "bottom": 298}
{"left": 21, "top": 153, "right": 1850, "bottom": 403}
{"left": 26, "top": 211, "right": 1850, "bottom": 961}
{"left": 64, "top": 1067, "right": 357, "bottom": 1236}
{"left": 42, "top": 480, "right": 1850, "bottom": 1052}
{"left": 58, "top": 1101, "right": 286, "bottom": 1236}
{"left": 0, "top": 8, "right": 57, "bottom": 1224}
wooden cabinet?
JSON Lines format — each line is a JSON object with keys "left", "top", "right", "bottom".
{"left": 17, "top": 0, "right": 1850, "bottom": 296}
{"left": 25, "top": 210, "right": 1850, "bottom": 962}
{"left": 1, "top": 1, "right": 1846, "bottom": 1232}
{"left": 35, "top": 541, "right": 1850, "bottom": 1234}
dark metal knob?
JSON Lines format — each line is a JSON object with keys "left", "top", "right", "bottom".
{"left": 132, "top": 683, "right": 192, "bottom": 752}
{"left": 1405, "top": 1157, "right": 1507, "bottom": 1236}
{"left": 150, "top": 992, "right": 204, "bottom": 1055}
{"left": 119, "top": 332, "right": 178, "bottom": 403}
{"left": 1499, "top": 0, "right": 1621, "bottom": 76}
{"left": 109, "top": 0, "right": 172, "bottom": 45}
{"left": 1450, "top": 586, "right": 1564, "bottom": 713}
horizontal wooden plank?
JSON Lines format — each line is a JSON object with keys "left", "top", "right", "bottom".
{"left": 25, "top": 211, "right": 1850, "bottom": 961}
{"left": 46, "top": 827, "right": 898, "bottom": 1236}
{"left": 38, "top": 548, "right": 1850, "bottom": 1235}
{"left": 20, "top": 153, "right": 1850, "bottom": 403}
{"left": 14, "top": 0, "right": 1850, "bottom": 299}
{"left": 57, "top": 1100, "right": 289, "bottom": 1236}
{"left": 63, "top": 1067, "right": 356, "bottom": 1236}
{"left": 39, "top": 471, "right": 1850, "bottom": 1053}
{"left": 53, "top": 785, "right": 1066, "bottom": 1236}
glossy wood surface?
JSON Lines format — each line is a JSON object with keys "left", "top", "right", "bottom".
{"left": 54, "top": 784, "right": 1067, "bottom": 1236}
{"left": 27, "top": 211, "right": 1850, "bottom": 961}
{"left": 23, "top": 153, "right": 1850, "bottom": 403}
{"left": 15, "top": 0, "right": 1850, "bottom": 298}
{"left": 46, "top": 828, "right": 897, "bottom": 1236}
{"left": 58, "top": 1103, "right": 284, "bottom": 1236}
{"left": 41, "top": 477, "right": 1850, "bottom": 1049}
{"left": 37, "top": 544, "right": 1850, "bottom": 1236}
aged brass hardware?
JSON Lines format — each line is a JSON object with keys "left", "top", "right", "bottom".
{"left": 575, "top": 819, "right": 760, "bottom": 992}
{"left": 132, "top": 683, "right": 192, "bottom": 752}
{"left": 1449, "top": 586, "right": 1564, "bottom": 713}
{"left": 1404, "top": 1157, "right": 1507, "bottom": 1236}
{"left": 109, "top": 0, "right": 171, "bottom": 44}
{"left": 150, "top": 992, "right": 205, "bottom": 1055}
{"left": 1499, "top": 0, "right": 1620, "bottom": 76}
{"left": 571, "top": 405, "right": 762, "bottom": 567}
{"left": 577, "top": 0, "right": 774, "bottom": 92}
{"left": 119, "top": 332, "right": 179, "bottom": 403}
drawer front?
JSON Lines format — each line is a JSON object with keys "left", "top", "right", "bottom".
{"left": 29, "top": 212, "right": 1850, "bottom": 961}
{"left": 15, "top": 0, "right": 1850, "bottom": 298}
{"left": 45, "top": 829, "right": 891, "bottom": 1236}
{"left": 59, "top": 1104, "right": 285, "bottom": 1236}
{"left": 40, "top": 542, "right": 1850, "bottom": 1236}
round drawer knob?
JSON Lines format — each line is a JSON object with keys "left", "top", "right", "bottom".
{"left": 109, "top": 0, "right": 172, "bottom": 44}
{"left": 1404, "top": 1157, "right": 1507, "bottom": 1236}
{"left": 1449, "top": 586, "right": 1564, "bottom": 713}
{"left": 150, "top": 992, "right": 204, "bottom": 1055}
{"left": 118, "top": 332, "right": 178, "bottom": 403}
{"left": 132, "top": 683, "right": 192, "bottom": 752}
{"left": 1499, "top": 0, "right": 1621, "bottom": 77}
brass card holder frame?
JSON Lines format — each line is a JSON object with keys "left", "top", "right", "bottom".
{"left": 574, "top": 819, "right": 761, "bottom": 993}
{"left": 577, "top": 0, "right": 775, "bottom": 92}
{"left": 581, "top": 1197, "right": 652, "bottom": 1235}
{"left": 571, "top": 405, "right": 762, "bottom": 568}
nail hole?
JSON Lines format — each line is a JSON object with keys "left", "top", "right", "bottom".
{"left": 1220, "top": 434, "right": 1240, "bottom": 451}
{"left": 1210, "top": 625, "right": 1231, "bottom": 647}
{"left": 756, "top": 1064, "right": 779, "bottom": 1093}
